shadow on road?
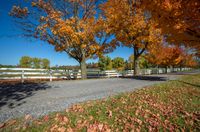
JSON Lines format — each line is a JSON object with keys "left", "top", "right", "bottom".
{"left": 120, "top": 76, "right": 167, "bottom": 81}
{"left": 178, "top": 81, "right": 200, "bottom": 88}
{"left": 0, "top": 82, "right": 51, "bottom": 109}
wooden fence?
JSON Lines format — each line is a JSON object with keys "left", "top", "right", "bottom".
{"left": 0, "top": 67, "right": 192, "bottom": 82}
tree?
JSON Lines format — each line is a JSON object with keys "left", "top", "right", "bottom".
{"left": 42, "top": 59, "right": 50, "bottom": 69}
{"left": 139, "top": 55, "right": 150, "bottom": 69}
{"left": 19, "top": 56, "right": 50, "bottom": 69}
{"left": 20, "top": 56, "right": 32, "bottom": 68}
{"left": 32, "top": 57, "right": 41, "bottom": 68}
{"left": 140, "top": 0, "right": 200, "bottom": 54}
{"left": 112, "top": 57, "right": 125, "bottom": 71}
{"left": 98, "top": 56, "right": 112, "bottom": 71}
{"left": 101, "top": 0, "right": 162, "bottom": 75}
{"left": 87, "top": 62, "right": 98, "bottom": 69}
{"left": 145, "top": 43, "right": 197, "bottom": 71}
{"left": 128, "top": 54, "right": 150, "bottom": 69}
{"left": 124, "top": 60, "right": 130, "bottom": 70}
{"left": 10, "top": 0, "right": 113, "bottom": 79}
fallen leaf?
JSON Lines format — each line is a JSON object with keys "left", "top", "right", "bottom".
{"left": 0, "top": 123, "right": 5, "bottom": 128}
{"left": 25, "top": 114, "right": 32, "bottom": 120}
{"left": 98, "top": 123, "right": 104, "bottom": 131}
{"left": 108, "top": 110, "right": 112, "bottom": 118}
{"left": 77, "top": 120, "right": 82, "bottom": 124}
{"left": 43, "top": 115, "right": 49, "bottom": 122}
{"left": 34, "top": 120, "right": 43, "bottom": 125}
{"left": 7, "top": 119, "right": 17, "bottom": 126}
{"left": 89, "top": 116, "right": 94, "bottom": 121}
{"left": 58, "top": 126, "right": 66, "bottom": 132}
{"left": 67, "top": 127, "right": 73, "bottom": 132}
{"left": 63, "top": 116, "right": 69, "bottom": 123}
{"left": 135, "top": 109, "right": 139, "bottom": 116}
{"left": 50, "top": 124, "right": 58, "bottom": 132}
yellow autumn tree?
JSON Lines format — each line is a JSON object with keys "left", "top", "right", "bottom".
{"left": 10, "top": 0, "right": 114, "bottom": 79}
{"left": 101, "top": 0, "right": 162, "bottom": 75}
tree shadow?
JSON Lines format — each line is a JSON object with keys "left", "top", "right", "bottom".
{"left": 120, "top": 75, "right": 167, "bottom": 81}
{"left": 178, "top": 81, "right": 200, "bottom": 88}
{"left": 0, "top": 82, "right": 51, "bottom": 109}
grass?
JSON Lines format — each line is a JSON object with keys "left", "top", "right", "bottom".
{"left": 1, "top": 74, "right": 200, "bottom": 131}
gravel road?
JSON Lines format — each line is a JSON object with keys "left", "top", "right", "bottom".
{"left": 0, "top": 71, "right": 199, "bottom": 122}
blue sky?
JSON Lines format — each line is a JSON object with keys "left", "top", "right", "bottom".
{"left": 0, "top": 0, "right": 133, "bottom": 66}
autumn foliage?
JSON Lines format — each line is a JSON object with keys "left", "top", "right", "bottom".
{"left": 146, "top": 43, "right": 198, "bottom": 69}
{"left": 9, "top": 0, "right": 199, "bottom": 77}
{"left": 140, "top": 0, "right": 200, "bottom": 45}
{"left": 101, "top": 0, "right": 162, "bottom": 75}
{"left": 10, "top": 0, "right": 114, "bottom": 79}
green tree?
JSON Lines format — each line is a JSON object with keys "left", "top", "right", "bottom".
{"left": 139, "top": 56, "right": 150, "bottom": 69}
{"left": 128, "top": 55, "right": 135, "bottom": 70}
{"left": 42, "top": 59, "right": 50, "bottom": 69}
{"left": 124, "top": 60, "right": 130, "bottom": 70}
{"left": 32, "top": 58, "right": 41, "bottom": 68}
{"left": 98, "top": 56, "right": 113, "bottom": 71}
{"left": 128, "top": 54, "right": 150, "bottom": 69}
{"left": 20, "top": 56, "right": 32, "bottom": 68}
{"left": 112, "top": 57, "right": 125, "bottom": 71}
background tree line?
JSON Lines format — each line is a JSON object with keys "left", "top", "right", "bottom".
{"left": 98, "top": 52, "right": 198, "bottom": 72}
{"left": 98, "top": 55, "right": 150, "bottom": 71}
{"left": 19, "top": 56, "right": 50, "bottom": 69}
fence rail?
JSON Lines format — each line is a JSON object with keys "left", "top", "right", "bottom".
{"left": 0, "top": 67, "right": 192, "bottom": 82}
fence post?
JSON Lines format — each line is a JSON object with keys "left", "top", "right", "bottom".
{"left": 98, "top": 71, "right": 100, "bottom": 78}
{"left": 49, "top": 70, "right": 52, "bottom": 82}
{"left": 117, "top": 71, "right": 119, "bottom": 78}
{"left": 21, "top": 70, "right": 24, "bottom": 83}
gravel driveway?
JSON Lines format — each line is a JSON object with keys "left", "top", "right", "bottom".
{"left": 0, "top": 71, "right": 198, "bottom": 122}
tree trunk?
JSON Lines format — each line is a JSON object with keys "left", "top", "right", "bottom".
{"left": 165, "top": 67, "right": 168, "bottom": 73}
{"left": 80, "top": 59, "right": 87, "bottom": 79}
{"left": 133, "top": 47, "right": 140, "bottom": 76}
{"left": 79, "top": 48, "right": 87, "bottom": 79}
{"left": 170, "top": 65, "right": 173, "bottom": 73}
{"left": 133, "top": 56, "right": 139, "bottom": 76}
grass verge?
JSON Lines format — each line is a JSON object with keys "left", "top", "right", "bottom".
{"left": 1, "top": 74, "right": 200, "bottom": 131}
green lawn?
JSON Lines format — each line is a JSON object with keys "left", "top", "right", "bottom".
{"left": 1, "top": 74, "right": 200, "bottom": 131}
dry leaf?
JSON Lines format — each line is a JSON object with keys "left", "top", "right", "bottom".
{"left": 108, "top": 110, "right": 112, "bottom": 118}
{"left": 0, "top": 123, "right": 5, "bottom": 128}
{"left": 58, "top": 126, "right": 66, "bottom": 132}
{"left": 63, "top": 116, "right": 69, "bottom": 123}
{"left": 98, "top": 123, "right": 104, "bottom": 131}
{"left": 67, "top": 127, "right": 73, "bottom": 132}
{"left": 43, "top": 115, "right": 49, "bottom": 122}
{"left": 7, "top": 119, "right": 17, "bottom": 126}
{"left": 25, "top": 114, "right": 32, "bottom": 120}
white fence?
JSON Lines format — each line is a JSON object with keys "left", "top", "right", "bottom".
{"left": 120, "top": 68, "right": 191, "bottom": 77}
{"left": 0, "top": 67, "right": 192, "bottom": 82}
{"left": 0, "top": 68, "right": 120, "bottom": 82}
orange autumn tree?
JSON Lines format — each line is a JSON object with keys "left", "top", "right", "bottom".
{"left": 101, "top": 0, "right": 162, "bottom": 75}
{"left": 140, "top": 0, "right": 200, "bottom": 55}
{"left": 10, "top": 0, "right": 114, "bottom": 79}
{"left": 146, "top": 43, "right": 197, "bottom": 71}
{"left": 178, "top": 48, "right": 198, "bottom": 68}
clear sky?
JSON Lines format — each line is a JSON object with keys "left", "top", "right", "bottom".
{"left": 0, "top": 0, "right": 133, "bottom": 66}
